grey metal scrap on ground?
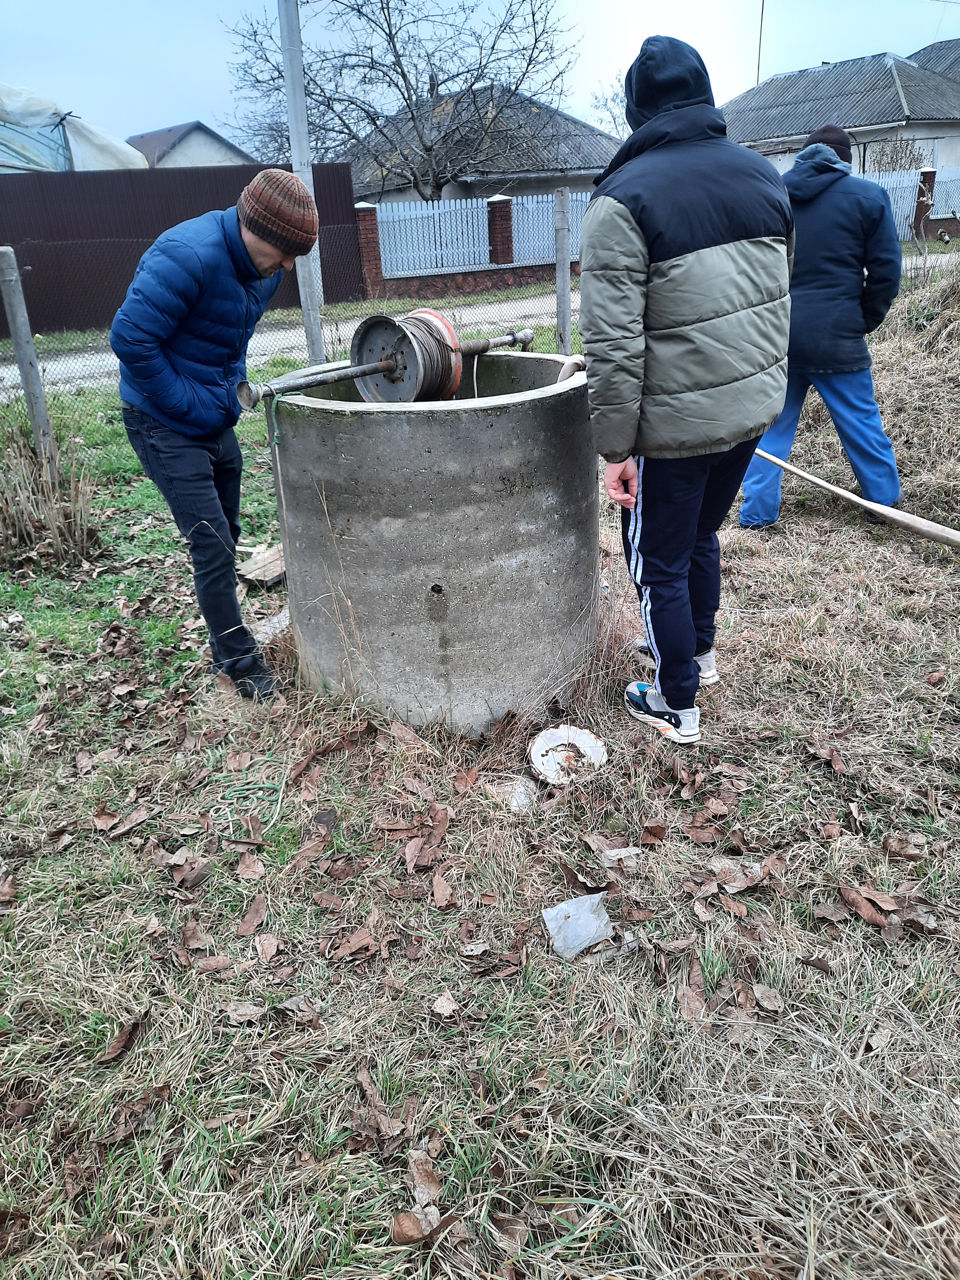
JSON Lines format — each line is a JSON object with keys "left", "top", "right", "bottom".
{"left": 268, "top": 350, "right": 598, "bottom": 734}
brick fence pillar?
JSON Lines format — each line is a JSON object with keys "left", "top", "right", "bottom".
{"left": 354, "top": 202, "right": 384, "bottom": 298}
{"left": 487, "top": 195, "right": 514, "bottom": 265}
{"left": 913, "top": 169, "right": 936, "bottom": 239}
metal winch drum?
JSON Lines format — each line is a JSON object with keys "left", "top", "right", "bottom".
{"left": 262, "top": 309, "right": 598, "bottom": 734}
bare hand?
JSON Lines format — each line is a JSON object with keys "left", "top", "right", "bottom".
{"left": 604, "top": 458, "right": 639, "bottom": 510}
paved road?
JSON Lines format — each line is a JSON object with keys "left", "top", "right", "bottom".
{"left": 0, "top": 289, "right": 578, "bottom": 400}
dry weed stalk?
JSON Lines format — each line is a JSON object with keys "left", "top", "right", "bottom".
{"left": 0, "top": 421, "right": 96, "bottom": 562}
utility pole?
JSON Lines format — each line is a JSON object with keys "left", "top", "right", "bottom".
{"left": 278, "top": 0, "right": 326, "bottom": 365}
{"left": 756, "top": 0, "right": 765, "bottom": 85}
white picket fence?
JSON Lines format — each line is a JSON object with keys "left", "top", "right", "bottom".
{"left": 377, "top": 191, "right": 592, "bottom": 277}
{"left": 377, "top": 198, "right": 490, "bottom": 276}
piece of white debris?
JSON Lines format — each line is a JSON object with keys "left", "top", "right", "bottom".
{"left": 541, "top": 893, "right": 615, "bottom": 961}
{"left": 528, "top": 724, "right": 607, "bottom": 785}
{"left": 483, "top": 774, "right": 540, "bottom": 813}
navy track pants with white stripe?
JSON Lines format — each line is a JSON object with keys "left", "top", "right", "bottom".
{"left": 621, "top": 437, "right": 760, "bottom": 710}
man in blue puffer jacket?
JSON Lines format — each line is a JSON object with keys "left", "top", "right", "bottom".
{"left": 740, "top": 126, "right": 902, "bottom": 528}
{"left": 111, "top": 169, "right": 318, "bottom": 699}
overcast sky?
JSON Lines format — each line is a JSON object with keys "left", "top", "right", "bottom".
{"left": 5, "top": 0, "right": 960, "bottom": 146}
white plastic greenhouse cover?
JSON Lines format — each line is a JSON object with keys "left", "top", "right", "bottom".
{"left": 0, "top": 84, "right": 148, "bottom": 173}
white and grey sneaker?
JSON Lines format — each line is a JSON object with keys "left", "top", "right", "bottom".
{"left": 630, "top": 641, "right": 720, "bottom": 687}
{"left": 624, "top": 682, "right": 701, "bottom": 745}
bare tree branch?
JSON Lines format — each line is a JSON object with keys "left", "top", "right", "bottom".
{"left": 589, "top": 71, "right": 628, "bottom": 142}
{"left": 227, "top": 0, "right": 572, "bottom": 200}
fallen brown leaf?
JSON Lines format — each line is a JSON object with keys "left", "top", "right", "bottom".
{"left": 312, "top": 890, "right": 344, "bottom": 910}
{"left": 800, "top": 954, "right": 832, "bottom": 974}
{"left": 0, "top": 872, "right": 16, "bottom": 904}
{"left": 390, "top": 1205, "right": 441, "bottom": 1245}
{"left": 225, "top": 1001, "right": 266, "bottom": 1024}
{"left": 857, "top": 884, "right": 900, "bottom": 912}
{"left": 182, "top": 919, "right": 214, "bottom": 950}
{"left": 92, "top": 803, "right": 120, "bottom": 832}
{"left": 432, "top": 990, "right": 459, "bottom": 1019}
{"left": 94, "top": 1015, "right": 146, "bottom": 1065}
{"left": 172, "top": 857, "right": 211, "bottom": 890}
{"left": 389, "top": 721, "right": 439, "bottom": 754}
{"left": 255, "top": 933, "right": 280, "bottom": 963}
{"left": 814, "top": 902, "right": 851, "bottom": 923}
{"left": 408, "top": 1148, "right": 442, "bottom": 1207}
{"left": 683, "top": 824, "right": 722, "bottom": 844}
{"left": 237, "top": 893, "right": 267, "bottom": 937}
{"left": 236, "top": 850, "right": 265, "bottom": 881}
{"left": 839, "top": 886, "right": 888, "bottom": 929}
{"left": 882, "top": 832, "right": 927, "bottom": 862}
{"left": 432, "top": 871, "right": 457, "bottom": 910}
{"left": 752, "top": 984, "right": 783, "bottom": 1013}
{"left": 109, "top": 806, "right": 152, "bottom": 841}
{"left": 719, "top": 894, "right": 747, "bottom": 918}
{"left": 332, "top": 924, "right": 378, "bottom": 962}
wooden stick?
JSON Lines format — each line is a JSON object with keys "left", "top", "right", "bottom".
{"left": 754, "top": 448, "right": 960, "bottom": 551}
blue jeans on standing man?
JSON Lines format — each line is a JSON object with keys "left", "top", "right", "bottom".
{"left": 739, "top": 368, "right": 901, "bottom": 527}
{"left": 122, "top": 405, "right": 258, "bottom": 674}
{"left": 624, "top": 436, "right": 760, "bottom": 711}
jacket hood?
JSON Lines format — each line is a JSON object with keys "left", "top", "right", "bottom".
{"left": 784, "top": 143, "right": 851, "bottom": 203}
{"left": 595, "top": 103, "right": 726, "bottom": 186}
{"left": 624, "top": 36, "right": 714, "bottom": 131}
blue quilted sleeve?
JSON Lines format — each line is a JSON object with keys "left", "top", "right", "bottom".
{"left": 110, "top": 237, "right": 205, "bottom": 419}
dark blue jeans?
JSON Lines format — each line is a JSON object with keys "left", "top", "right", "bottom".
{"left": 122, "top": 406, "right": 257, "bottom": 673}
{"left": 622, "top": 437, "right": 759, "bottom": 709}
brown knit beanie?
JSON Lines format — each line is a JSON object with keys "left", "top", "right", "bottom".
{"left": 237, "top": 169, "right": 319, "bottom": 257}
{"left": 804, "top": 125, "right": 853, "bottom": 164}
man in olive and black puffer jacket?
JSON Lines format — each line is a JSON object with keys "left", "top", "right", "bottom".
{"left": 580, "top": 35, "right": 794, "bottom": 745}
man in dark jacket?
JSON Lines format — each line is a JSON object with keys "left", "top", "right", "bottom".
{"left": 740, "top": 126, "right": 902, "bottom": 527}
{"left": 110, "top": 169, "right": 319, "bottom": 700}
{"left": 580, "top": 36, "right": 794, "bottom": 745}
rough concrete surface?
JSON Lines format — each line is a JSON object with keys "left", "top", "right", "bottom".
{"left": 270, "top": 350, "right": 597, "bottom": 733}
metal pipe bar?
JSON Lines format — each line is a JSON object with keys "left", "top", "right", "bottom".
{"left": 240, "top": 323, "right": 537, "bottom": 407}
{"left": 238, "top": 359, "right": 395, "bottom": 408}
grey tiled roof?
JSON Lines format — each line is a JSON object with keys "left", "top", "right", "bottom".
{"left": 910, "top": 37, "right": 960, "bottom": 81}
{"left": 348, "top": 87, "right": 619, "bottom": 197}
{"left": 723, "top": 51, "right": 960, "bottom": 145}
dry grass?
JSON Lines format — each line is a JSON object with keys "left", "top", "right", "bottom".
{"left": 0, "top": 410, "right": 97, "bottom": 563}
{"left": 2, "top": 279, "right": 960, "bottom": 1279}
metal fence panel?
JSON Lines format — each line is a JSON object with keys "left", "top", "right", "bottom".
{"left": 377, "top": 198, "right": 489, "bottom": 276}
{"left": 932, "top": 168, "right": 960, "bottom": 219}
{"left": 512, "top": 194, "right": 554, "bottom": 265}
{"left": 864, "top": 170, "right": 920, "bottom": 239}
{"left": 0, "top": 162, "right": 363, "bottom": 337}
{"left": 570, "top": 191, "right": 590, "bottom": 259}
